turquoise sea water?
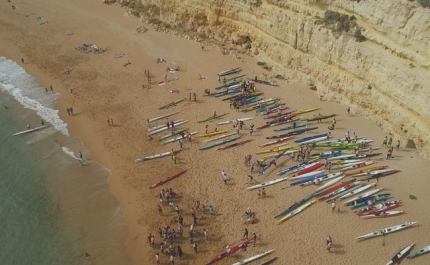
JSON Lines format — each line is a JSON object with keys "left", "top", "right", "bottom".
{"left": 0, "top": 57, "right": 132, "bottom": 265}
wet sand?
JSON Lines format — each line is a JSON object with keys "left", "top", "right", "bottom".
{"left": 1, "top": 1, "right": 430, "bottom": 264}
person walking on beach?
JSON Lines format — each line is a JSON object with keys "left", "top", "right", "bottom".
{"left": 79, "top": 151, "right": 83, "bottom": 161}
{"left": 253, "top": 233, "right": 257, "bottom": 247}
{"left": 21, "top": 58, "right": 25, "bottom": 64}
{"left": 169, "top": 254, "right": 174, "bottom": 265}
{"left": 178, "top": 215, "right": 183, "bottom": 226}
{"left": 50, "top": 85, "right": 53, "bottom": 92}
{"left": 387, "top": 147, "right": 393, "bottom": 159}
{"left": 326, "top": 236, "right": 333, "bottom": 251}
{"left": 177, "top": 245, "right": 183, "bottom": 259}
{"left": 193, "top": 241, "right": 198, "bottom": 253}
{"left": 388, "top": 137, "right": 393, "bottom": 147}
{"left": 347, "top": 107, "right": 350, "bottom": 115}
{"left": 193, "top": 93, "right": 197, "bottom": 101}
{"left": 69, "top": 107, "right": 73, "bottom": 116}
{"left": 382, "top": 136, "right": 387, "bottom": 147}
{"left": 244, "top": 228, "right": 248, "bottom": 239}
{"left": 179, "top": 140, "right": 183, "bottom": 149}
{"left": 155, "top": 253, "right": 160, "bottom": 265}
{"left": 396, "top": 140, "right": 400, "bottom": 150}
{"left": 205, "top": 124, "right": 209, "bottom": 134}
{"left": 332, "top": 118, "right": 336, "bottom": 129}
{"left": 203, "top": 229, "right": 208, "bottom": 241}
{"left": 331, "top": 201, "right": 336, "bottom": 213}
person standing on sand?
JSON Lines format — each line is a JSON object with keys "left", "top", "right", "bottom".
{"left": 110, "top": 118, "right": 113, "bottom": 126}
{"left": 388, "top": 137, "right": 393, "bottom": 147}
{"left": 50, "top": 85, "right": 53, "bottom": 92}
{"left": 326, "top": 236, "right": 333, "bottom": 251}
{"left": 382, "top": 136, "right": 387, "bottom": 147}
{"left": 244, "top": 228, "right": 248, "bottom": 239}
{"left": 179, "top": 140, "right": 183, "bottom": 149}
{"left": 21, "top": 58, "right": 25, "bottom": 64}
{"left": 347, "top": 107, "right": 350, "bottom": 115}
{"left": 253, "top": 233, "right": 257, "bottom": 246}
{"left": 332, "top": 118, "right": 336, "bottom": 129}
{"left": 155, "top": 253, "right": 160, "bottom": 265}
{"left": 170, "top": 254, "right": 174, "bottom": 265}
{"left": 331, "top": 201, "right": 336, "bottom": 213}
{"left": 203, "top": 229, "right": 208, "bottom": 241}
{"left": 396, "top": 140, "right": 400, "bottom": 150}
{"left": 193, "top": 241, "right": 198, "bottom": 253}
{"left": 189, "top": 93, "right": 191, "bottom": 100}
{"left": 387, "top": 147, "right": 393, "bottom": 159}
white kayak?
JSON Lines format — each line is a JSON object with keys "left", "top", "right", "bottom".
{"left": 259, "top": 136, "right": 294, "bottom": 147}
{"left": 161, "top": 132, "right": 197, "bottom": 145}
{"left": 315, "top": 175, "right": 345, "bottom": 192}
{"left": 298, "top": 136, "right": 331, "bottom": 145}
{"left": 343, "top": 188, "right": 383, "bottom": 205}
{"left": 330, "top": 160, "right": 372, "bottom": 170}
{"left": 246, "top": 98, "right": 278, "bottom": 107}
{"left": 361, "top": 210, "right": 404, "bottom": 219}
{"left": 202, "top": 132, "right": 236, "bottom": 143}
{"left": 357, "top": 222, "right": 418, "bottom": 240}
{"left": 300, "top": 172, "right": 343, "bottom": 187}
{"left": 217, "top": 117, "right": 254, "bottom": 125}
{"left": 386, "top": 244, "right": 414, "bottom": 265}
{"left": 146, "top": 111, "right": 179, "bottom": 124}
{"left": 147, "top": 119, "right": 184, "bottom": 131}
{"left": 246, "top": 178, "right": 289, "bottom": 190}
{"left": 12, "top": 124, "right": 51, "bottom": 136}
{"left": 147, "top": 120, "right": 188, "bottom": 135}
{"left": 407, "top": 244, "right": 430, "bottom": 259}
{"left": 337, "top": 183, "right": 377, "bottom": 200}
{"left": 326, "top": 183, "right": 366, "bottom": 202}
{"left": 288, "top": 170, "right": 325, "bottom": 180}
{"left": 231, "top": 249, "right": 275, "bottom": 265}
{"left": 263, "top": 149, "right": 298, "bottom": 159}
{"left": 351, "top": 168, "right": 396, "bottom": 177}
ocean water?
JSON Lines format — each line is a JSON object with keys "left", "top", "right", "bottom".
{"left": 0, "top": 57, "right": 132, "bottom": 265}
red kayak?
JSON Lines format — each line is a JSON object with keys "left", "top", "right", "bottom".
{"left": 315, "top": 179, "right": 356, "bottom": 197}
{"left": 264, "top": 109, "right": 293, "bottom": 119}
{"left": 206, "top": 239, "right": 253, "bottom": 265}
{"left": 317, "top": 182, "right": 358, "bottom": 202}
{"left": 293, "top": 163, "right": 324, "bottom": 177}
{"left": 148, "top": 169, "right": 187, "bottom": 190}
{"left": 358, "top": 202, "right": 402, "bottom": 216}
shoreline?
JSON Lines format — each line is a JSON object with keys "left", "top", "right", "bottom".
{"left": 2, "top": 1, "right": 430, "bottom": 265}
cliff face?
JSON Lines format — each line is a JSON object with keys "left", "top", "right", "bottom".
{"left": 135, "top": 0, "right": 430, "bottom": 155}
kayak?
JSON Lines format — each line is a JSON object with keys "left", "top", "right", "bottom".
{"left": 330, "top": 160, "right": 373, "bottom": 170}
{"left": 246, "top": 177, "right": 289, "bottom": 190}
{"left": 202, "top": 132, "right": 236, "bottom": 143}
{"left": 315, "top": 179, "right": 357, "bottom": 196}
{"left": 218, "top": 67, "right": 242, "bottom": 77}
{"left": 315, "top": 176, "right": 345, "bottom": 192}
{"left": 146, "top": 111, "right": 179, "bottom": 124}
{"left": 294, "top": 133, "right": 328, "bottom": 143}
{"left": 291, "top": 107, "right": 320, "bottom": 116}
{"left": 289, "top": 170, "right": 326, "bottom": 181}
{"left": 256, "top": 146, "right": 293, "bottom": 155}
{"left": 350, "top": 193, "right": 392, "bottom": 209}
{"left": 231, "top": 249, "right": 275, "bottom": 265}
{"left": 358, "top": 202, "right": 402, "bottom": 216}
{"left": 215, "top": 89, "right": 240, "bottom": 97}
{"left": 274, "top": 192, "right": 315, "bottom": 219}
{"left": 353, "top": 200, "right": 401, "bottom": 214}
{"left": 258, "top": 106, "right": 291, "bottom": 116}
{"left": 217, "top": 117, "right": 254, "bottom": 125}
{"left": 256, "top": 104, "right": 287, "bottom": 114}
{"left": 287, "top": 162, "right": 320, "bottom": 175}
{"left": 290, "top": 173, "right": 327, "bottom": 186}
{"left": 356, "top": 222, "right": 417, "bottom": 240}
{"left": 148, "top": 169, "right": 187, "bottom": 189}
{"left": 263, "top": 149, "right": 298, "bottom": 159}
{"left": 257, "top": 117, "right": 297, "bottom": 130}
{"left": 147, "top": 120, "right": 188, "bottom": 136}
{"left": 205, "top": 239, "right": 252, "bottom": 265}
{"left": 259, "top": 136, "right": 294, "bottom": 147}
{"left": 363, "top": 170, "right": 400, "bottom": 181}
{"left": 12, "top": 124, "right": 51, "bottom": 136}
{"left": 361, "top": 210, "right": 404, "bottom": 219}
{"left": 266, "top": 127, "right": 318, "bottom": 139}
{"left": 162, "top": 131, "right": 197, "bottom": 145}
{"left": 241, "top": 100, "right": 280, "bottom": 113}
{"left": 350, "top": 168, "right": 397, "bottom": 177}
{"left": 159, "top": 98, "right": 186, "bottom": 110}
{"left": 259, "top": 257, "right": 278, "bottom": 265}
{"left": 386, "top": 244, "right": 414, "bottom": 265}
{"left": 407, "top": 244, "right": 430, "bottom": 259}
{"left": 198, "top": 113, "right": 229, "bottom": 123}
{"left": 301, "top": 114, "right": 337, "bottom": 122}
{"left": 218, "top": 139, "right": 253, "bottom": 150}
{"left": 195, "top": 130, "right": 229, "bottom": 138}
{"left": 318, "top": 182, "right": 361, "bottom": 202}
{"left": 199, "top": 136, "right": 240, "bottom": 150}
{"left": 257, "top": 150, "right": 290, "bottom": 176}
{"left": 277, "top": 159, "right": 318, "bottom": 175}
{"left": 343, "top": 165, "right": 388, "bottom": 176}
{"left": 343, "top": 188, "right": 383, "bottom": 205}
{"left": 147, "top": 119, "right": 184, "bottom": 132}
{"left": 158, "top": 128, "right": 188, "bottom": 141}
{"left": 225, "top": 74, "right": 246, "bottom": 82}
{"left": 330, "top": 159, "right": 365, "bottom": 165}
{"left": 134, "top": 149, "right": 182, "bottom": 162}
{"left": 277, "top": 199, "right": 317, "bottom": 224}
{"left": 314, "top": 141, "right": 372, "bottom": 148}
{"left": 249, "top": 78, "right": 278, "bottom": 86}
{"left": 263, "top": 110, "right": 295, "bottom": 120}
{"left": 299, "top": 172, "right": 343, "bottom": 187}
{"left": 337, "top": 183, "right": 377, "bottom": 200}
{"left": 214, "top": 80, "right": 241, "bottom": 90}
{"left": 292, "top": 163, "right": 324, "bottom": 177}
{"left": 228, "top": 93, "right": 264, "bottom": 102}
{"left": 273, "top": 123, "right": 306, "bottom": 132}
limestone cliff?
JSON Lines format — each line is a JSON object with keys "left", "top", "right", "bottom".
{"left": 126, "top": 0, "right": 430, "bottom": 156}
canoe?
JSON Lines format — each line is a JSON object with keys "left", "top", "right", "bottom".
{"left": 356, "top": 222, "right": 417, "bottom": 240}
{"left": 134, "top": 149, "right": 182, "bottom": 162}
{"left": 266, "top": 127, "right": 318, "bottom": 139}
{"left": 350, "top": 193, "right": 392, "bottom": 209}
{"left": 315, "top": 179, "right": 356, "bottom": 196}
{"left": 202, "top": 132, "right": 236, "bottom": 143}
{"left": 386, "top": 244, "right": 414, "bottom": 265}
{"left": 301, "top": 114, "right": 337, "bottom": 122}
{"left": 358, "top": 203, "right": 402, "bottom": 216}
{"left": 159, "top": 98, "right": 186, "bottom": 110}
{"left": 315, "top": 176, "right": 345, "bottom": 192}
{"left": 195, "top": 130, "right": 229, "bottom": 138}
{"left": 198, "top": 113, "right": 229, "bottom": 123}
{"left": 277, "top": 199, "right": 317, "bottom": 224}
{"left": 273, "top": 123, "right": 306, "bottom": 132}
{"left": 407, "top": 244, "right": 430, "bottom": 259}
{"left": 218, "top": 139, "right": 253, "bottom": 150}
{"left": 294, "top": 133, "right": 328, "bottom": 143}
{"left": 318, "top": 182, "right": 361, "bottom": 202}
{"left": 277, "top": 159, "right": 318, "bottom": 175}
{"left": 246, "top": 177, "right": 289, "bottom": 190}
{"left": 353, "top": 200, "right": 401, "bottom": 214}
{"left": 274, "top": 192, "right": 315, "bottom": 219}
{"left": 148, "top": 169, "right": 187, "bottom": 189}
{"left": 299, "top": 172, "right": 343, "bottom": 187}
{"left": 162, "top": 131, "right": 197, "bottom": 145}
{"left": 343, "top": 188, "right": 383, "bottom": 205}
{"left": 256, "top": 146, "right": 293, "bottom": 155}
{"left": 337, "top": 183, "right": 377, "bottom": 200}
{"left": 146, "top": 111, "right": 179, "bottom": 124}
{"left": 217, "top": 117, "right": 254, "bottom": 125}
{"left": 231, "top": 249, "right": 275, "bottom": 265}
{"left": 147, "top": 120, "right": 188, "bottom": 136}
{"left": 260, "top": 136, "right": 294, "bottom": 147}
{"left": 12, "top": 124, "right": 51, "bottom": 136}
{"left": 361, "top": 210, "right": 404, "bottom": 219}
{"left": 205, "top": 239, "right": 252, "bottom": 265}
{"left": 158, "top": 128, "right": 188, "bottom": 141}
{"left": 147, "top": 119, "right": 184, "bottom": 132}
{"left": 199, "top": 136, "right": 240, "bottom": 150}
{"left": 291, "top": 107, "right": 320, "bottom": 116}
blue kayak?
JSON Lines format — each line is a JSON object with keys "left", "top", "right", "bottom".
{"left": 277, "top": 159, "right": 318, "bottom": 176}
{"left": 290, "top": 173, "right": 327, "bottom": 186}
{"left": 273, "top": 123, "right": 306, "bottom": 132}
{"left": 295, "top": 133, "right": 328, "bottom": 143}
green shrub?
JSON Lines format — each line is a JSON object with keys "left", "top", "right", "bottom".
{"left": 198, "top": 32, "right": 207, "bottom": 39}
{"left": 417, "top": 0, "right": 430, "bottom": 7}
{"left": 257, "top": 61, "right": 265, "bottom": 66}
{"left": 354, "top": 28, "right": 366, "bottom": 42}
{"left": 275, "top": 74, "right": 285, "bottom": 80}
{"left": 310, "top": 86, "right": 317, "bottom": 91}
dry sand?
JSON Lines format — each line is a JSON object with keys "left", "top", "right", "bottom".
{"left": 1, "top": 1, "right": 430, "bottom": 264}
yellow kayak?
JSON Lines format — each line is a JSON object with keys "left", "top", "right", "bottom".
{"left": 277, "top": 199, "right": 317, "bottom": 224}
{"left": 255, "top": 145, "right": 293, "bottom": 155}
{"left": 291, "top": 107, "right": 320, "bottom": 117}
{"left": 194, "top": 130, "right": 229, "bottom": 138}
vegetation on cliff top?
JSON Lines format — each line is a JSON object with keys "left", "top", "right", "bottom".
{"left": 322, "top": 10, "right": 365, "bottom": 42}
{"left": 417, "top": 0, "right": 430, "bottom": 7}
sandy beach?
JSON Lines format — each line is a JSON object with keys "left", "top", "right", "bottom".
{"left": 1, "top": 1, "right": 430, "bottom": 264}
